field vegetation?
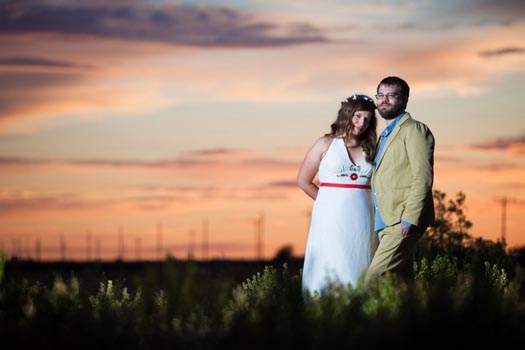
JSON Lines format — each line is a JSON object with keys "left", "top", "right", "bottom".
{"left": 1, "top": 191, "right": 524, "bottom": 349}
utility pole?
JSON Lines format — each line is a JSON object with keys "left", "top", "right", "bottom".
{"left": 59, "top": 235, "right": 66, "bottom": 261}
{"left": 202, "top": 219, "right": 209, "bottom": 261}
{"left": 24, "top": 238, "right": 30, "bottom": 260}
{"left": 35, "top": 237, "right": 41, "bottom": 262}
{"left": 157, "top": 221, "right": 163, "bottom": 261}
{"left": 188, "top": 229, "right": 196, "bottom": 260}
{"left": 118, "top": 226, "right": 124, "bottom": 260}
{"left": 86, "top": 230, "right": 92, "bottom": 261}
{"left": 500, "top": 197, "right": 507, "bottom": 242}
{"left": 253, "top": 212, "right": 265, "bottom": 260}
{"left": 135, "top": 237, "right": 142, "bottom": 261}
{"left": 95, "top": 239, "right": 101, "bottom": 261}
{"left": 496, "top": 196, "right": 517, "bottom": 243}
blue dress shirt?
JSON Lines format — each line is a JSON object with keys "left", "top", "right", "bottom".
{"left": 373, "top": 112, "right": 412, "bottom": 232}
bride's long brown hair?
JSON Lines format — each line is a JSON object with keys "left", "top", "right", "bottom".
{"left": 325, "top": 95, "right": 377, "bottom": 163}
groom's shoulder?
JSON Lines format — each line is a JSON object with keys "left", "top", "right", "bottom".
{"left": 402, "top": 112, "right": 431, "bottom": 130}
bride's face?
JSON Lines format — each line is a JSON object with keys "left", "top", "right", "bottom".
{"left": 351, "top": 110, "right": 373, "bottom": 136}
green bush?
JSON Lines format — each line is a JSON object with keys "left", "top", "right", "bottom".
{"left": 1, "top": 258, "right": 525, "bottom": 349}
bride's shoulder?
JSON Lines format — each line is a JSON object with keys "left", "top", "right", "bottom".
{"left": 310, "top": 136, "right": 335, "bottom": 159}
{"left": 317, "top": 135, "right": 335, "bottom": 146}
{"left": 311, "top": 135, "right": 334, "bottom": 151}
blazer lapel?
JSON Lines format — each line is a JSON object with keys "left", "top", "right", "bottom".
{"left": 376, "top": 113, "right": 411, "bottom": 169}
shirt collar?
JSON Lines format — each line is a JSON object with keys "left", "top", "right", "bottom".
{"left": 381, "top": 112, "right": 406, "bottom": 138}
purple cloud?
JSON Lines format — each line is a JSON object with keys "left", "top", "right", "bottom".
{"left": 479, "top": 47, "right": 525, "bottom": 57}
{"left": 267, "top": 180, "right": 297, "bottom": 188}
{"left": 0, "top": 192, "right": 114, "bottom": 215}
{"left": 0, "top": 71, "right": 85, "bottom": 119}
{"left": 0, "top": 56, "right": 95, "bottom": 69}
{"left": 471, "top": 135, "right": 525, "bottom": 151}
{"left": 386, "top": 0, "right": 525, "bottom": 31}
{"left": 0, "top": 1, "right": 327, "bottom": 47}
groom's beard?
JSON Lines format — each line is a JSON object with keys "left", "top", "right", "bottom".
{"left": 378, "top": 101, "right": 405, "bottom": 120}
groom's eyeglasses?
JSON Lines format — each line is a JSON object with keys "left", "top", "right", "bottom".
{"left": 375, "top": 93, "right": 399, "bottom": 100}
{"left": 340, "top": 94, "right": 374, "bottom": 106}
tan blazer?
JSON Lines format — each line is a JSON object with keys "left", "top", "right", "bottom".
{"left": 373, "top": 112, "right": 435, "bottom": 228}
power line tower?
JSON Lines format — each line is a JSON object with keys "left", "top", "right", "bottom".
{"left": 59, "top": 234, "right": 66, "bottom": 261}
{"left": 496, "top": 196, "right": 519, "bottom": 243}
{"left": 117, "top": 226, "right": 125, "bottom": 260}
{"left": 95, "top": 239, "right": 101, "bottom": 261}
{"left": 86, "top": 230, "right": 92, "bottom": 261}
{"left": 135, "top": 237, "right": 142, "bottom": 261}
{"left": 253, "top": 212, "right": 265, "bottom": 260}
{"left": 23, "top": 238, "right": 30, "bottom": 260}
{"left": 156, "top": 221, "right": 163, "bottom": 261}
{"left": 35, "top": 237, "right": 41, "bottom": 262}
{"left": 202, "top": 219, "right": 209, "bottom": 261}
{"left": 188, "top": 229, "right": 196, "bottom": 260}
{"left": 499, "top": 197, "right": 508, "bottom": 242}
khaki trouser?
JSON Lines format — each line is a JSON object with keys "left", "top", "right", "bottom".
{"left": 365, "top": 223, "right": 423, "bottom": 284}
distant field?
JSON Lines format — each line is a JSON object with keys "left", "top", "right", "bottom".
{"left": 3, "top": 257, "right": 304, "bottom": 286}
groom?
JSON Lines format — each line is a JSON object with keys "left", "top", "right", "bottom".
{"left": 366, "top": 76, "right": 435, "bottom": 283}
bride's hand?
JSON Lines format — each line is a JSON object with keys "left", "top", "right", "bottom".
{"left": 401, "top": 223, "right": 411, "bottom": 237}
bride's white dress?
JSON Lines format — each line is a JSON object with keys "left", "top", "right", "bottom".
{"left": 302, "top": 137, "right": 377, "bottom": 294}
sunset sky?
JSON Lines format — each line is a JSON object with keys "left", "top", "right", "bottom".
{"left": 1, "top": 0, "right": 524, "bottom": 261}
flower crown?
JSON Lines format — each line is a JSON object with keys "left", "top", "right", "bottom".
{"left": 340, "top": 94, "right": 374, "bottom": 106}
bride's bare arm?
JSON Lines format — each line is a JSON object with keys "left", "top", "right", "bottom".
{"left": 297, "top": 137, "right": 331, "bottom": 200}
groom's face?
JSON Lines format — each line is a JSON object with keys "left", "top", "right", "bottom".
{"left": 376, "top": 84, "right": 406, "bottom": 120}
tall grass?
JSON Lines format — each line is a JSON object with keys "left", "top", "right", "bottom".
{"left": 1, "top": 253, "right": 524, "bottom": 349}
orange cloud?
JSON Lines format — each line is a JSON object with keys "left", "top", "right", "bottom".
{"left": 1, "top": 139, "right": 523, "bottom": 262}
{"left": 471, "top": 135, "right": 525, "bottom": 154}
